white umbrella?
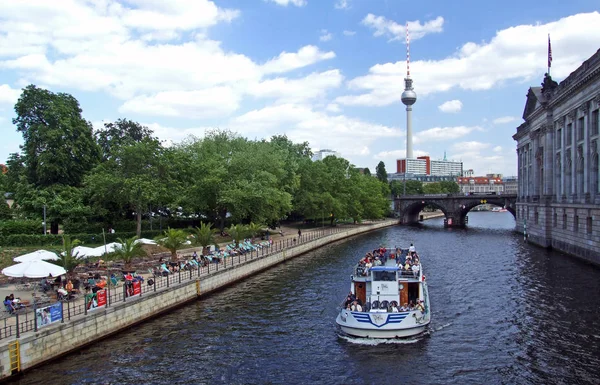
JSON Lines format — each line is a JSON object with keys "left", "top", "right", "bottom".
{"left": 134, "top": 238, "right": 157, "bottom": 245}
{"left": 72, "top": 246, "right": 96, "bottom": 259}
{"left": 13, "top": 250, "right": 59, "bottom": 263}
{"left": 89, "top": 242, "right": 122, "bottom": 256}
{"left": 2, "top": 260, "right": 67, "bottom": 278}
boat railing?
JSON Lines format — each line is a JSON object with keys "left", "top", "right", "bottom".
{"left": 353, "top": 266, "right": 421, "bottom": 279}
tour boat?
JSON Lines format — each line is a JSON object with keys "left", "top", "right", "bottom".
{"left": 335, "top": 247, "right": 431, "bottom": 338}
{"left": 492, "top": 207, "right": 508, "bottom": 212}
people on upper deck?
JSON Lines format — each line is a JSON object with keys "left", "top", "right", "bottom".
{"left": 350, "top": 301, "right": 363, "bottom": 312}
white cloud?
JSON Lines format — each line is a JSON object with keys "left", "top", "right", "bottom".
{"left": 414, "top": 126, "right": 483, "bottom": 144}
{"left": 493, "top": 145, "right": 503, "bottom": 153}
{"left": 338, "top": 12, "right": 600, "bottom": 106}
{"left": 230, "top": 104, "right": 400, "bottom": 156}
{"left": 493, "top": 116, "right": 518, "bottom": 124}
{"left": 452, "top": 141, "right": 490, "bottom": 151}
{"left": 375, "top": 149, "right": 428, "bottom": 159}
{"left": 335, "top": 0, "right": 350, "bottom": 10}
{"left": 261, "top": 45, "right": 336, "bottom": 74}
{"left": 248, "top": 70, "right": 343, "bottom": 104}
{"left": 343, "top": 30, "right": 356, "bottom": 36}
{"left": 326, "top": 103, "right": 341, "bottom": 113}
{"left": 438, "top": 99, "right": 463, "bottom": 113}
{"left": 319, "top": 29, "right": 333, "bottom": 42}
{"left": 119, "top": 87, "right": 241, "bottom": 118}
{"left": 265, "top": 0, "right": 307, "bottom": 7}
{"left": 362, "top": 14, "right": 444, "bottom": 41}
{"left": 0, "top": 84, "right": 21, "bottom": 105}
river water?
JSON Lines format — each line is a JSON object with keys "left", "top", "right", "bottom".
{"left": 13, "top": 213, "right": 600, "bottom": 385}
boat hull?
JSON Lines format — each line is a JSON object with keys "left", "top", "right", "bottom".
{"left": 335, "top": 310, "right": 430, "bottom": 339}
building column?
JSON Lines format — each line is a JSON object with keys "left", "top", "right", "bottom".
{"left": 581, "top": 102, "right": 590, "bottom": 197}
{"left": 560, "top": 116, "right": 565, "bottom": 199}
{"left": 569, "top": 110, "right": 576, "bottom": 197}
{"left": 543, "top": 123, "right": 554, "bottom": 197}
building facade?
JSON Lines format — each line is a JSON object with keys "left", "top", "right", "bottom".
{"left": 396, "top": 156, "right": 463, "bottom": 176}
{"left": 457, "top": 175, "right": 504, "bottom": 194}
{"left": 513, "top": 49, "right": 600, "bottom": 265}
{"left": 503, "top": 176, "right": 518, "bottom": 194}
{"left": 311, "top": 149, "right": 340, "bottom": 161}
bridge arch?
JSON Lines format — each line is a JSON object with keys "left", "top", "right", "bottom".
{"left": 400, "top": 200, "right": 449, "bottom": 224}
{"left": 455, "top": 198, "right": 516, "bottom": 225}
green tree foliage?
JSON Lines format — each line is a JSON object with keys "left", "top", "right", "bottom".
{"left": 193, "top": 222, "right": 218, "bottom": 255}
{"left": 85, "top": 137, "right": 172, "bottom": 237}
{"left": 52, "top": 235, "right": 81, "bottom": 278}
{"left": 96, "top": 119, "right": 156, "bottom": 161}
{"left": 112, "top": 236, "right": 146, "bottom": 270}
{"left": 246, "top": 222, "right": 263, "bottom": 242}
{"left": 363, "top": 167, "right": 371, "bottom": 176}
{"left": 439, "top": 181, "right": 460, "bottom": 193}
{"left": 375, "top": 161, "right": 388, "bottom": 183}
{"left": 155, "top": 228, "right": 188, "bottom": 261}
{"left": 227, "top": 224, "right": 248, "bottom": 247}
{"left": 13, "top": 85, "right": 99, "bottom": 187}
{"left": 389, "top": 180, "right": 424, "bottom": 196}
{"left": 0, "top": 200, "right": 11, "bottom": 220}
{"left": 423, "top": 183, "right": 443, "bottom": 194}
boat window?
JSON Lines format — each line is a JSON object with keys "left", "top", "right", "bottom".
{"left": 373, "top": 271, "right": 396, "bottom": 281}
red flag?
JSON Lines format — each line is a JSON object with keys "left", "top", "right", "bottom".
{"left": 548, "top": 34, "right": 552, "bottom": 69}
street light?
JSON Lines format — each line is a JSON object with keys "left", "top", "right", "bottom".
{"left": 43, "top": 204, "right": 47, "bottom": 236}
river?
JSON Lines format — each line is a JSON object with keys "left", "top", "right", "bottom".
{"left": 12, "top": 212, "right": 600, "bottom": 385}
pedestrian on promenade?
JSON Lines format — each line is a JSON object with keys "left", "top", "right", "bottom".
{"left": 298, "top": 229, "right": 302, "bottom": 238}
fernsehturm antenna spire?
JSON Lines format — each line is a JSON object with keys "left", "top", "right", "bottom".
{"left": 401, "top": 22, "right": 417, "bottom": 159}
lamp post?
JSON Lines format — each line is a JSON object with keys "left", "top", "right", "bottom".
{"left": 43, "top": 204, "right": 47, "bottom": 236}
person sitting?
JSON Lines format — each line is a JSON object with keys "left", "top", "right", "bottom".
{"left": 57, "top": 287, "right": 69, "bottom": 301}
{"left": 4, "top": 296, "right": 15, "bottom": 314}
{"left": 415, "top": 299, "right": 425, "bottom": 312}
{"left": 390, "top": 302, "right": 399, "bottom": 312}
{"left": 409, "top": 243, "right": 416, "bottom": 255}
{"left": 400, "top": 303, "right": 409, "bottom": 312}
{"left": 66, "top": 280, "right": 74, "bottom": 293}
{"left": 40, "top": 277, "right": 50, "bottom": 293}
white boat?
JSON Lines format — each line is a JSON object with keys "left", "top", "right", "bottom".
{"left": 335, "top": 246, "right": 431, "bottom": 338}
{"left": 492, "top": 207, "right": 508, "bottom": 212}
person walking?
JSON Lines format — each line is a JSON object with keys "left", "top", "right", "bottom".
{"left": 297, "top": 229, "right": 302, "bottom": 239}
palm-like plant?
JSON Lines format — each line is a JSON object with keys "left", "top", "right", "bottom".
{"left": 155, "top": 228, "right": 188, "bottom": 261}
{"left": 246, "top": 222, "right": 263, "bottom": 242}
{"left": 111, "top": 236, "right": 146, "bottom": 271}
{"left": 193, "top": 222, "right": 218, "bottom": 256}
{"left": 52, "top": 235, "right": 81, "bottom": 279}
{"left": 227, "top": 224, "right": 248, "bottom": 248}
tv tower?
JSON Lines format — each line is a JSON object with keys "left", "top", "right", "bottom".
{"left": 401, "top": 22, "right": 417, "bottom": 159}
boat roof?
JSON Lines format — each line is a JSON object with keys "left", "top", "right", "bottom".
{"left": 369, "top": 266, "right": 400, "bottom": 272}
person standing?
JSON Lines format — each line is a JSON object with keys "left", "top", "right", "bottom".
{"left": 298, "top": 229, "right": 302, "bottom": 238}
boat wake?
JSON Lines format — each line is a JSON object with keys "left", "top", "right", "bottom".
{"left": 430, "top": 322, "right": 452, "bottom": 333}
{"left": 337, "top": 333, "right": 422, "bottom": 345}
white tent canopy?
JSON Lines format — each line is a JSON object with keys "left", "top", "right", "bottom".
{"left": 89, "top": 242, "right": 123, "bottom": 256}
{"left": 72, "top": 246, "right": 96, "bottom": 259}
{"left": 2, "top": 260, "right": 67, "bottom": 278}
{"left": 13, "top": 250, "right": 59, "bottom": 263}
{"left": 134, "top": 238, "right": 156, "bottom": 245}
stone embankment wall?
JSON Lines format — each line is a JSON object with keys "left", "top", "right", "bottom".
{"left": 0, "top": 219, "right": 398, "bottom": 379}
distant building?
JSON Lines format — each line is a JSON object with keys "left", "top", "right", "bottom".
{"left": 311, "top": 149, "right": 341, "bottom": 161}
{"left": 512, "top": 48, "right": 599, "bottom": 264}
{"left": 503, "top": 176, "right": 518, "bottom": 194}
{"left": 457, "top": 175, "right": 504, "bottom": 194}
{"left": 388, "top": 173, "right": 458, "bottom": 183}
{"left": 396, "top": 155, "right": 463, "bottom": 176}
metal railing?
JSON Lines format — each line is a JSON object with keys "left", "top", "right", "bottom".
{"left": 0, "top": 224, "right": 356, "bottom": 340}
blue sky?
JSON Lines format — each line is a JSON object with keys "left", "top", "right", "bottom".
{"left": 0, "top": 0, "right": 599, "bottom": 176}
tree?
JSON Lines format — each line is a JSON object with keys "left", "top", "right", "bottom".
{"left": 0, "top": 200, "right": 11, "bottom": 220}
{"left": 52, "top": 235, "right": 81, "bottom": 279}
{"left": 227, "top": 224, "right": 248, "bottom": 248}
{"left": 155, "top": 228, "right": 188, "bottom": 261}
{"left": 193, "top": 222, "right": 218, "bottom": 255}
{"left": 85, "top": 137, "right": 171, "bottom": 237}
{"left": 375, "top": 161, "right": 388, "bottom": 183}
{"left": 96, "top": 119, "right": 156, "bottom": 161}
{"left": 111, "top": 236, "right": 146, "bottom": 271}
{"left": 13, "top": 85, "right": 99, "bottom": 187}
{"left": 390, "top": 180, "right": 423, "bottom": 196}
{"left": 423, "top": 183, "right": 443, "bottom": 194}
{"left": 439, "top": 181, "right": 460, "bottom": 193}
{"left": 246, "top": 222, "right": 263, "bottom": 242}
{"left": 363, "top": 167, "right": 371, "bottom": 176}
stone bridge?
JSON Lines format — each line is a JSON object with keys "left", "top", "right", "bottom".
{"left": 393, "top": 193, "right": 517, "bottom": 227}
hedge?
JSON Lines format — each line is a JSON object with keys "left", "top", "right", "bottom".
{"left": 0, "top": 230, "right": 169, "bottom": 247}
{"left": 0, "top": 220, "right": 43, "bottom": 237}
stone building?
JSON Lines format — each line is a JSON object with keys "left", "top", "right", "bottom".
{"left": 513, "top": 49, "right": 600, "bottom": 265}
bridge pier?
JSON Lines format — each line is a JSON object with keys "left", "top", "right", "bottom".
{"left": 443, "top": 212, "right": 467, "bottom": 228}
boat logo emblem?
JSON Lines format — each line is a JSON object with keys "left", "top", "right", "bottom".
{"left": 372, "top": 314, "right": 385, "bottom": 323}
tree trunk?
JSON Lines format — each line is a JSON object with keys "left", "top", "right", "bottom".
{"left": 51, "top": 221, "right": 59, "bottom": 234}
{"left": 170, "top": 250, "right": 178, "bottom": 262}
{"left": 136, "top": 211, "right": 142, "bottom": 238}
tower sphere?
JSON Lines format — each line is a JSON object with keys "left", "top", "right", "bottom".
{"left": 401, "top": 89, "right": 417, "bottom": 105}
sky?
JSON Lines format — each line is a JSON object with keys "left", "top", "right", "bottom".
{"left": 0, "top": 0, "right": 599, "bottom": 177}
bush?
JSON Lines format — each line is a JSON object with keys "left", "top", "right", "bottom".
{"left": 0, "top": 220, "right": 43, "bottom": 236}
{"left": 0, "top": 230, "right": 167, "bottom": 247}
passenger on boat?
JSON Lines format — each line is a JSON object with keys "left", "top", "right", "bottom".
{"left": 411, "top": 263, "right": 420, "bottom": 278}
{"left": 409, "top": 243, "right": 416, "bottom": 255}
{"left": 415, "top": 300, "right": 425, "bottom": 312}
{"left": 408, "top": 300, "right": 415, "bottom": 311}
{"left": 350, "top": 301, "right": 363, "bottom": 312}
{"left": 390, "top": 301, "right": 399, "bottom": 312}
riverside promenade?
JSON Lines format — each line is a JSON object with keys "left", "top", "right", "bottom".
{"left": 0, "top": 219, "right": 401, "bottom": 379}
